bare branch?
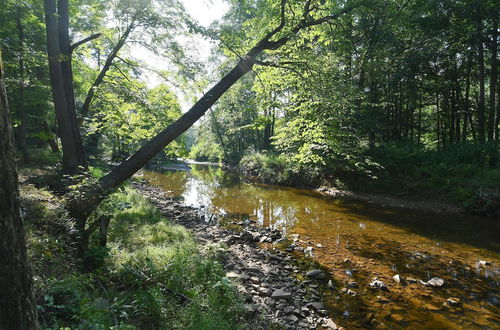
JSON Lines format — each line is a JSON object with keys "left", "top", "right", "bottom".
{"left": 70, "top": 33, "right": 101, "bottom": 52}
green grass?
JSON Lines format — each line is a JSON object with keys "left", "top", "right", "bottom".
{"left": 23, "top": 181, "right": 244, "bottom": 329}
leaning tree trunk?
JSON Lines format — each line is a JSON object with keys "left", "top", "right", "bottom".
{"left": 0, "top": 51, "right": 39, "bottom": 330}
{"left": 65, "top": 0, "right": 360, "bottom": 256}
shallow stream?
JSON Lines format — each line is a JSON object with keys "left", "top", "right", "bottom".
{"left": 144, "top": 163, "right": 499, "bottom": 329}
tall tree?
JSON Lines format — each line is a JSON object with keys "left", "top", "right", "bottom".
{"left": 64, "top": 0, "right": 364, "bottom": 254}
{"left": 0, "top": 51, "right": 39, "bottom": 330}
{"left": 45, "top": 0, "right": 87, "bottom": 173}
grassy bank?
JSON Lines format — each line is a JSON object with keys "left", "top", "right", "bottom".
{"left": 20, "top": 156, "right": 244, "bottom": 329}
{"left": 239, "top": 143, "right": 500, "bottom": 217}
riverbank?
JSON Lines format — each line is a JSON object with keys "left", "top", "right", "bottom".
{"left": 17, "top": 159, "right": 244, "bottom": 329}
{"left": 132, "top": 180, "right": 345, "bottom": 329}
{"left": 143, "top": 163, "right": 500, "bottom": 329}
{"left": 238, "top": 148, "right": 499, "bottom": 218}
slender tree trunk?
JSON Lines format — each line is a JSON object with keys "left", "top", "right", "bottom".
{"left": 0, "top": 51, "right": 39, "bottom": 330}
{"left": 463, "top": 50, "right": 473, "bottom": 142}
{"left": 16, "top": 6, "right": 29, "bottom": 163}
{"left": 488, "top": 12, "right": 498, "bottom": 141}
{"left": 43, "top": 120, "right": 59, "bottom": 152}
{"left": 78, "top": 23, "right": 134, "bottom": 125}
{"left": 44, "top": 0, "right": 87, "bottom": 173}
{"left": 477, "top": 9, "right": 486, "bottom": 143}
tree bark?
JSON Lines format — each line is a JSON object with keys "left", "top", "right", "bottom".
{"left": 45, "top": 0, "right": 87, "bottom": 173}
{"left": 477, "top": 6, "right": 486, "bottom": 143}
{"left": 488, "top": 12, "right": 497, "bottom": 141}
{"left": 16, "top": 6, "right": 30, "bottom": 163}
{"left": 0, "top": 51, "right": 39, "bottom": 330}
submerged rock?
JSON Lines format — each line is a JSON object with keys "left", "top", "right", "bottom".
{"left": 369, "top": 280, "right": 387, "bottom": 290}
{"left": 392, "top": 274, "right": 403, "bottom": 284}
{"left": 446, "top": 297, "right": 461, "bottom": 306}
{"left": 425, "top": 277, "right": 444, "bottom": 288}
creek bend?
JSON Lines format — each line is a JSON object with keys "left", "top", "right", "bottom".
{"left": 143, "top": 163, "right": 500, "bottom": 329}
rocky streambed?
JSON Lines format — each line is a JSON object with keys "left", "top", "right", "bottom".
{"left": 139, "top": 163, "right": 500, "bottom": 329}
{"left": 132, "top": 181, "right": 344, "bottom": 329}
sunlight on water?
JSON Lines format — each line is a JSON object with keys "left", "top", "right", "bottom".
{"left": 144, "top": 163, "right": 500, "bottom": 329}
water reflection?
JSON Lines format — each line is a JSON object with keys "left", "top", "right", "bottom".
{"left": 144, "top": 164, "right": 500, "bottom": 329}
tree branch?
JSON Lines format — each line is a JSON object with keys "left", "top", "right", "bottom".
{"left": 70, "top": 33, "right": 101, "bottom": 52}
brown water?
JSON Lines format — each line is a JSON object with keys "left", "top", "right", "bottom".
{"left": 144, "top": 163, "right": 500, "bottom": 329}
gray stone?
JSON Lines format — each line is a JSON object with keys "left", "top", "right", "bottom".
{"left": 284, "top": 306, "right": 295, "bottom": 314}
{"left": 425, "top": 277, "right": 444, "bottom": 288}
{"left": 368, "top": 280, "right": 387, "bottom": 290}
{"left": 306, "top": 269, "right": 326, "bottom": 280}
{"left": 327, "top": 280, "right": 335, "bottom": 289}
{"left": 285, "top": 314, "right": 299, "bottom": 323}
{"left": 264, "top": 297, "right": 275, "bottom": 306}
{"left": 272, "top": 288, "right": 292, "bottom": 299}
{"left": 310, "top": 302, "right": 325, "bottom": 311}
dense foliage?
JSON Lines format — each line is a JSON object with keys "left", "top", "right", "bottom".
{"left": 189, "top": 0, "right": 498, "bottom": 208}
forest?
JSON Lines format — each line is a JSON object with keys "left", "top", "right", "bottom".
{"left": 0, "top": 0, "right": 499, "bottom": 329}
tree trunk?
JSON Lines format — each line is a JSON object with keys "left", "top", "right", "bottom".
{"left": 44, "top": 0, "right": 86, "bottom": 173}
{"left": 63, "top": 1, "right": 360, "bottom": 255}
{"left": 0, "top": 51, "right": 39, "bottom": 330}
{"left": 43, "top": 120, "right": 60, "bottom": 152}
{"left": 78, "top": 23, "right": 134, "bottom": 125}
{"left": 488, "top": 12, "right": 497, "bottom": 141}
{"left": 16, "top": 6, "right": 30, "bottom": 163}
{"left": 477, "top": 8, "right": 486, "bottom": 143}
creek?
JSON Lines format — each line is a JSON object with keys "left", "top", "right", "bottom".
{"left": 144, "top": 162, "right": 499, "bottom": 329}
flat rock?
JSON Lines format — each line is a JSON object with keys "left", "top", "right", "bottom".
{"left": 310, "top": 302, "right": 325, "bottom": 311}
{"left": 425, "top": 277, "right": 444, "bottom": 288}
{"left": 272, "top": 289, "right": 292, "bottom": 299}
{"left": 285, "top": 314, "right": 299, "bottom": 323}
{"left": 306, "top": 269, "right": 325, "bottom": 279}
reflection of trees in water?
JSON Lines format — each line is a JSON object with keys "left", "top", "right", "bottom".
{"left": 144, "top": 170, "right": 189, "bottom": 197}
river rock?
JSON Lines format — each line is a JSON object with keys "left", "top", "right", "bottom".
{"left": 392, "top": 274, "right": 403, "bottom": 284}
{"left": 306, "top": 269, "right": 326, "bottom": 279}
{"left": 425, "top": 277, "right": 444, "bottom": 288}
{"left": 347, "top": 281, "right": 358, "bottom": 288}
{"left": 285, "top": 314, "right": 299, "bottom": 323}
{"left": 327, "top": 280, "right": 335, "bottom": 289}
{"left": 324, "top": 319, "right": 338, "bottom": 329}
{"left": 369, "top": 280, "right": 387, "bottom": 290}
{"left": 446, "top": 297, "right": 461, "bottom": 306}
{"left": 406, "top": 277, "right": 418, "bottom": 283}
{"left": 272, "top": 289, "right": 292, "bottom": 299}
{"left": 310, "top": 302, "right": 325, "bottom": 311}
